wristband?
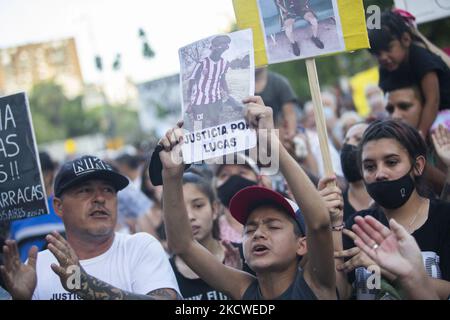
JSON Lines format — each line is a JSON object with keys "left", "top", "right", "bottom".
{"left": 332, "top": 223, "right": 345, "bottom": 231}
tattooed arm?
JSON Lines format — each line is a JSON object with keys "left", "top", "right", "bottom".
{"left": 74, "top": 269, "right": 181, "bottom": 300}
{"left": 46, "top": 232, "right": 181, "bottom": 300}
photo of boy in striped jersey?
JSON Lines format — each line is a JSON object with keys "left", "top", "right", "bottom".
{"left": 184, "top": 35, "right": 244, "bottom": 129}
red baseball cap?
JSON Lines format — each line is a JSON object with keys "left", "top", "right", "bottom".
{"left": 229, "top": 185, "right": 305, "bottom": 235}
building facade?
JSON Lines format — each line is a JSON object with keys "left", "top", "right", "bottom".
{"left": 0, "top": 38, "right": 84, "bottom": 98}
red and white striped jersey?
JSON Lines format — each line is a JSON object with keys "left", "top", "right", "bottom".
{"left": 189, "top": 56, "right": 230, "bottom": 106}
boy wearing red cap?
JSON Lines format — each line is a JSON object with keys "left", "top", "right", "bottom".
{"left": 159, "top": 96, "right": 337, "bottom": 299}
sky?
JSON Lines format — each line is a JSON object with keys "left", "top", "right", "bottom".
{"left": 0, "top": 0, "right": 237, "bottom": 85}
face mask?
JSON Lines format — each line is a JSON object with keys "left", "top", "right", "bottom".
{"left": 217, "top": 175, "right": 257, "bottom": 208}
{"left": 365, "top": 169, "right": 416, "bottom": 209}
{"left": 340, "top": 144, "right": 362, "bottom": 183}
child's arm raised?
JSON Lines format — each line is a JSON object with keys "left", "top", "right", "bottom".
{"left": 244, "top": 97, "right": 336, "bottom": 299}
{"left": 418, "top": 72, "right": 440, "bottom": 137}
{"left": 160, "top": 121, "right": 254, "bottom": 300}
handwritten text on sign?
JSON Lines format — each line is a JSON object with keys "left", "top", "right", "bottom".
{"left": 182, "top": 120, "right": 257, "bottom": 163}
{"left": 0, "top": 93, "right": 48, "bottom": 221}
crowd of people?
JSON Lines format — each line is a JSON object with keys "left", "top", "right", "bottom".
{"left": 0, "top": 9, "right": 449, "bottom": 300}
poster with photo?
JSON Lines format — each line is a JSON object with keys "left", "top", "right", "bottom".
{"left": 257, "top": 0, "right": 345, "bottom": 64}
{"left": 179, "top": 29, "right": 256, "bottom": 163}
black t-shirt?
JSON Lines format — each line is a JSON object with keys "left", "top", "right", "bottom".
{"left": 344, "top": 199, "right": 450, "bottom": 283}
{"left": 379, "top": 44, "right": 450, "bottom": 110}
{"left": 342, "top": 190, "right": 357, "bottom": 222}
{"left": 169, "top": 257, "right": 231, "bottom": 300}
{"left": 241, "top": 268, "right": 317, "bottom": 300}
{"left": 257, "top": 71, "right": 299, "bottom": 122}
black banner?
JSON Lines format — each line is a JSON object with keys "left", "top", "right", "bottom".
{"left": 0, "top": 92, "right": 48, "bottom": 221}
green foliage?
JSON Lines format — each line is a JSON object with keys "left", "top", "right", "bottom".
{"left": 29, "top": 81, "right": 144, "bottom": 146}
{"left": 143, "top": 42, "right": 155, "bottom": 59}
{"left": 112, "top": 54, "right": 121, "bottom": 70}
{"left": 31, "top": 112, "right": 66, "bottom": 142}
{"left": 95, "top": 56, "right": 103, "bottom": 71}
{"left": 29, "top": 81, "right": 103, "bottom": 143}
{"left": 84, "top": 104, "right": 142, "bottom": 144}
{"left": 109, "top": 105, "right": 141, "bottom": 141}
{"left": 419, "top": 18, "right": 450, "bottom": 48}
{"left": 29, "top": 81, "right": 66, "bottom": 126}
{"left": 155, "top": 102, "right": 170, "bottom": 118}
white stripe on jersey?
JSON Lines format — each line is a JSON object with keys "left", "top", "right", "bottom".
{"left": 191, "top": 56, "right": 229, "bottom": 105}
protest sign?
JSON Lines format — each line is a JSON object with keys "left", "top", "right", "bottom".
{"left": 0, "top": 92, "right": 48, "bottom": 221}
{"left": 179, "top": 29, "right": 256, "bottom": 163}
{"left": 233, "top": 0, "right": 369, "bottom": 66}
{"left": 233, "top": 0, "right": 369, "bottom": 178}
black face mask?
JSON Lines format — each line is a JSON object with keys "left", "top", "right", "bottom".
{"left": 365, "top": 170, "right": 416, "bottom": 209}
{"left": 217, "top": 175, "right": 257, "bottom": 208}
{"left": 340, "top": 144, "right": 362, "bottom": 183}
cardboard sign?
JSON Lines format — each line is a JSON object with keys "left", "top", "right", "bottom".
{"left": 233, "top": 0, "right": 369, "bottom": 66}
{"left": 179, "top": 29, "right": 256, "bottom": 163}
{"left": 0, "top": 92, "right": 49, "bottom": 221}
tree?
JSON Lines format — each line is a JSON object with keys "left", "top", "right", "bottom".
{"left": 139, "top": 28, "right": 155, "bottom": 59}
{"left": 29, "top": 81, "right": 102, "bottom": 143}
{"left": 180, "top": 39, "right": 210, "bottom": 78}
{"left": 29, "top": 81, "right": 67, "bottom": 127}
